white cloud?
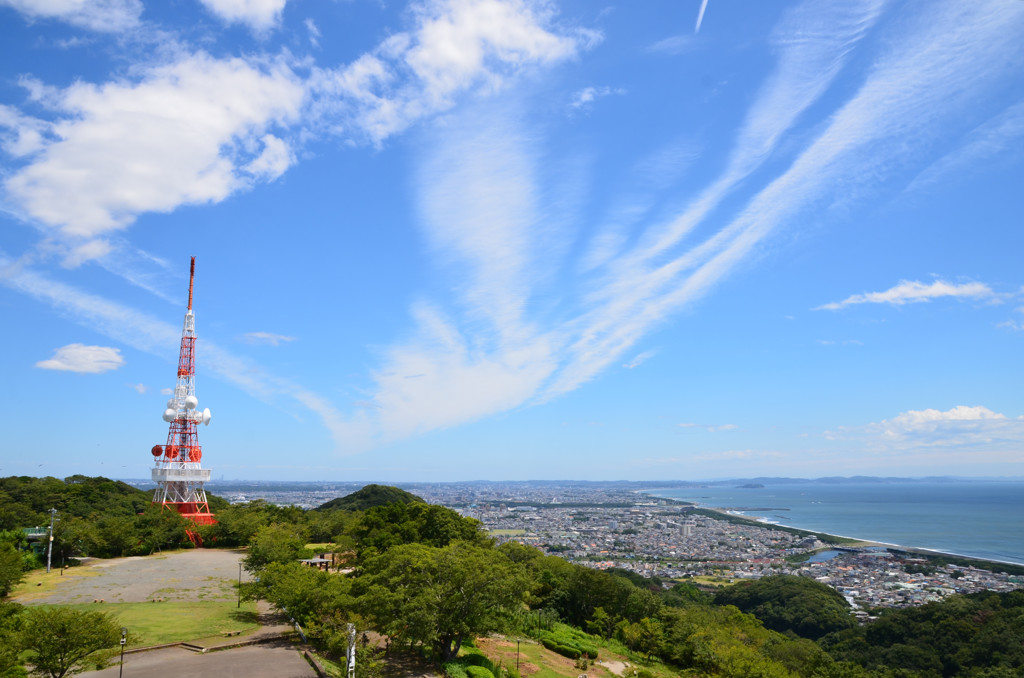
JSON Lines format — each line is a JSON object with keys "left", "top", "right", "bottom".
{"left": 129, "top": 382, "right": 147, "bottom": 394}
{"left": 160, "top": 387, "right": 174, "bottom": 395}
{"left": 569, "top": 85, "right": 624, "bottom": 111}
{"left": 0, "top": 104, "right": 50, "bottom": 157}
{"left": 198, "top": 0, "right": 288, "bottom": 32}
{"left": 825, "top": 405, "right": 1024, "bottom": 456}
{"left": 623, "top": 350, "right": 655, "bottom": 369}
{"left": 817, "top": 279, "right": 996, "bottom": 310}
{"left": 313, "top": 0, "right": 595, "bottom": 144}
{"left": 0, "top": 0, "right": 141, "bottom": 32}
{"left": 907, "top": 101, "right": 1024, "bottom": 194}
{"left": 305, "top": 18, "right": 320, "bottom": 47}
{"left": 244, "top": 134, "right": 293, "bottom": 181}
{"left": 679, "top": 422, "right": 737, "bottom": 432}
{"left": 884, "top": 405, "right": 1006, "bottom": 431}
{"left": 242, "top": 331, "right": 297, "bottom": 346}
{"left": 61, "top": 239, "right": 112, "bottom": 269}
{"left": 4, "top": 53, "right": 305, "bottom": 240}
{"left": 334, "top": 0, "right": 1024, "bottom": 448}
{"left": 1, "top": 253, "right": 352, "bottom": 452}
{"left": 36, "top": 343, "right": 124, "bottom": 373}
{"left": 647, "top": 35, "right": 695, "bottom": 55}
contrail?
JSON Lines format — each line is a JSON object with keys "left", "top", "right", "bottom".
{"left": 695, "top": 0, "right": 709, "bottom": 32}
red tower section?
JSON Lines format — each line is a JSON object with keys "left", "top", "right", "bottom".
{"left": 150, "top": 257, "right": 215, "bottom": 539}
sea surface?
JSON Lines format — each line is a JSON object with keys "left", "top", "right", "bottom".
{"left": 647, "top": 480, "right": 1024, "bottom": 565}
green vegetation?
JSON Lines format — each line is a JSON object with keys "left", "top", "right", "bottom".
{"left": 3, "top": 477, "right": 1023, "bottom": 678}
{"left": 713, "top": 575, "right": 856, "bottom": 640}
{"left": 17, "top": 606, "right": 121, "bottom": 678}
{"left": 820, "top": 590, "right": 1024, "bottom": 677}
{"left": 35, "top": 601, "right": 260, "bottom": 646}
{"left": 314, "top": 484, "right": 424, "bottom": 512}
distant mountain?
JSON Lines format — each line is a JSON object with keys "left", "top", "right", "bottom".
{"left": 314, "top": 484, "right": 425, "bottom": 512}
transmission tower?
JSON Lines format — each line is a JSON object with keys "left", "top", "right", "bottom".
{"left": 150, "top": 256, "right": 215, "bottom": 543}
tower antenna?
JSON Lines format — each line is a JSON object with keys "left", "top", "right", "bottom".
{"left": 187, "top": 256, "right": 195, "bottom": 311}
{"left": 149, "top": 256, "right": 215, "bottom": 545}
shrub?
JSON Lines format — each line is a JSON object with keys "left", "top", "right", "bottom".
{"left": 541, "top": 638, "right": 580, "bottom": 659}
{"left": 443, "top": 663, "right": 469, "bottom": 678}
{"left": 466, "top": 666, "right": 495, "bottom": 678}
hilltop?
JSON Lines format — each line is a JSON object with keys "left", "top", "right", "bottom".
{"left": 313, "top": 484, "right": 424, "bottom": 512}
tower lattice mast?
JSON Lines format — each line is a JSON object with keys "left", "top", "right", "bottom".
{"left": 150, "top": 257, "right": 215, "bottom": 538}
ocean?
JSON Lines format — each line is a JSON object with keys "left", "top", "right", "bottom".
{"left": 647, "top": 480, "right": 1024, "bottom": 565}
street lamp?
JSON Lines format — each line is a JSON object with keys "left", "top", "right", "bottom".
{"left": 119, "top": 627, "right": 127, "bottom": 678}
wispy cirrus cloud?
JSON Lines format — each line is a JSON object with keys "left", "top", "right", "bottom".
{"left": 816, "top": 279, "right": 997, "bottom": 310}
{"left": 335, "top": 0, "right": 1024, "bottom": 448}
{"left": 679, "top": 422, "right": 738, "bottom": 433}
{"left": 623, "top": 350, "right": 655, "bottom": 369}
{"left": 906, "top": 100, "right": 1024, "bottom": 194}
{"left": 242, "top": 331, "right": 297, "bottom": 346}
{"left": 36, "top": 343, "right": 124, "bottom": 373}
{"left": 0, "top": 252, "right": 352, "bottom": 451}
{"left": 569, "top": 85, "right": 624, "bottom": 111}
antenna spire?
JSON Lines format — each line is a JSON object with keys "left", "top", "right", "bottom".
{"left": 187, "top": 256, "right": 195, "bottom": 311}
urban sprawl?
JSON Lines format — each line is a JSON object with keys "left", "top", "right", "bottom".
{"left": 209, "top": 480, "right": 1024, "bottom": 615}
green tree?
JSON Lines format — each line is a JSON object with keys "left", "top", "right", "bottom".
{"left": 244, "top": 523, "right": 310, "bottom": 572}
{"left": 0, "top": 545, "right": 24, "bottom": 598}
{"left": 358, "top": 541, "right": 527, "bottom": 660}
{"left": 354, "top": 503, "right": 486, "bottom": 557}
{"left": 0, "top": 601, "right": 24, "bottom": 677}
{"left": 714, "top": 574, "right": 855, "bottom": 640}
{"left": 18, "top": 607, "right": 120, "bottom": 678}
{"left": 248, "top": 561, "right": 353, "bottom": 624}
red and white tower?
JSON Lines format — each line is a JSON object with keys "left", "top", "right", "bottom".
{"left": 150, "top": 257, "right": 216, "bottom": 533}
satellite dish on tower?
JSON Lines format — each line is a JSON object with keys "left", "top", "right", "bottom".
{"left": 202, "top": 408, "right": 212, "bottom": 426}
{"left": 185, "top": 395, "right": 198, "bottom": 410}
{"left": 162, "top": 408, "right": 176, "bottom": 422}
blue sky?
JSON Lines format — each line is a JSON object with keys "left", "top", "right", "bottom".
{"left": 1, "top": 0, "right": 1022, "bottom": 482}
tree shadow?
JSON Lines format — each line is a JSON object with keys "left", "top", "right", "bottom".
{"left": 230, "top": 609, "right": 259, "bottom": 624}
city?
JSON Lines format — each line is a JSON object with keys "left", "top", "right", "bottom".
{"left": 187, "top": 479, "right": 1024, "bottom": 614}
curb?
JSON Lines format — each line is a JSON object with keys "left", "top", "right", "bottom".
{"left": 123, "top": 630, "right": 297, "bottom": 655}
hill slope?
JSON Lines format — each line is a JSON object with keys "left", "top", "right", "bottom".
{"left": 314, "top": 484, "right": 425, "bottom": 512}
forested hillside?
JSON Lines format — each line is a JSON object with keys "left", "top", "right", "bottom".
{"left": 2, "top": 478, "right": 1022, "bottom": 678}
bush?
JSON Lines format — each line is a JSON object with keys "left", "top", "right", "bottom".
{"left": 541, "top": 638, "right": 580, "bottom": 659}
{"left": 466, "top": 666, "right": 494, "bottom": 678}
{"left": 443, "top": 663, "right": 469, "bottom": 678}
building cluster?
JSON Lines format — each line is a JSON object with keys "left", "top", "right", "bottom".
{"left": 413, "top": 484, "right": 1024, "bottom": 611}
{"left": 189, "top": 480, "right": 1022, "bottom": 611}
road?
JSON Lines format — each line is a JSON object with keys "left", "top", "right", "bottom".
{"left": 83, "top": 639, "right": 317, "bottom": 678}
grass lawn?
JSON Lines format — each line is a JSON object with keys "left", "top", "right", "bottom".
{"left": 474, "top": 636, "right": 678, "bottom": 678}
{"left": 12, "top": 565, "right": 105, "bottom": 602}
{"left": 36, "top": 601, "right": 260, "bottom": 646}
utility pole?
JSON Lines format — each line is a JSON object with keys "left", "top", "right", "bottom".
{"left": 346, "top": 623, "right": 356, "bottom": 678}
{"left": 46, "top": 508, "right": 57, "bottom": 573}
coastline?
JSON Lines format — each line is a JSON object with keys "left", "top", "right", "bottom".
{"left": 644, "top": 491, "right": 1024, "bottom": 569}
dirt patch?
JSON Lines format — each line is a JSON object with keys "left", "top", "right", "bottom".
{"left": 596, "top": 660, "right": 629, "bottom": 676}
{"left": 12, "top": 549, "right": 247, "bottom": 605}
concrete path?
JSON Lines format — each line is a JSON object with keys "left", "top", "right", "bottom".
{"left": 82, "top": 639, "right": 316, "bottom": 678}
